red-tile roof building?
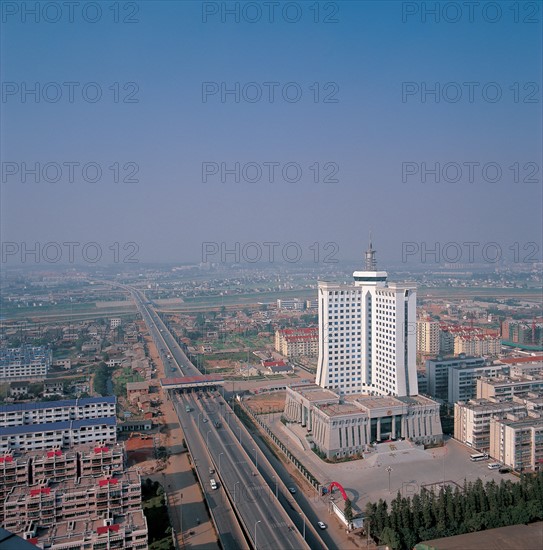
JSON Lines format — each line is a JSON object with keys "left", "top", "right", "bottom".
{"left": 275, "top": 328, "right": 318, "bottom": 357}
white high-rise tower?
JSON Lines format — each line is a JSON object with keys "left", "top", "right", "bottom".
{"left": 315, "top": 240, "right": 418, "bottom": 397}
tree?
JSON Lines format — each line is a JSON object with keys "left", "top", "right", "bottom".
{"left": 380, "top": 526, "right": 400, "bottom": 549}
{"left": 344, "top": 498, "right": 353, "bottom": 522}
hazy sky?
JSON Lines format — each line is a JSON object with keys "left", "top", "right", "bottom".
{"left": 1, "top": 1, "right": 542, "bottom": 267}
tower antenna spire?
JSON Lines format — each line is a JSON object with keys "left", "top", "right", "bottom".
{"left": 365, "top": 232, "right": 376, "bottom": 271}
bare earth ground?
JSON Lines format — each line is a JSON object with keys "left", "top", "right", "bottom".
{"left": 244, "top": 391, "right": 286, "bottom": 413}
{"left": 135, "top": 327, "right": 219, "bottom": 549}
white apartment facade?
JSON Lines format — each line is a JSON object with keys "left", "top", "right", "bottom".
{"left": 0, "top": 417, "right": 117, "bottom": 452}
{"left": 417, "top": 320, "right": 440, "bottom": 355}
{"left": 315, "top": 242, "right": 418, "bottom": 396}
{"left": 0, "top": 345, "right": 52, "bottom": 381}
{"left": 0, "top": 397, "right": 116, "bottom": 428}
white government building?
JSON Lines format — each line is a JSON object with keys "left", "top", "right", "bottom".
{"left": 315, "top": 241, "right": 418, "bottom": 397}
{"left": 284, "top": 383, "right": 442, "bottom": 459}
{"left": 283, "top": 242, "right": 442, "bottom": 460}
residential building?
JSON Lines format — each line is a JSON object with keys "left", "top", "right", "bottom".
{"left": 448, "top": 361, "right": 507, "bottom": 403}
{"left": 477, "top": 374, "right": 543, "bottom": 400}
{"left": 275, "top": 328, "right": 318, "bottom": 358}
{"left": 0, "top": 396, "right": 116, "bottom": 428}
{"left": 425, "top": 355, "right": 508, "bottom": 403}
{"left": 28, "top": 510, "right": 148, "bottom": 549}
{"left": 417, "top": 320, "right": 440, "bottom": 355}
{"left": 0, "top": 417, "right": 117, "bottom": 452}
{"left": 276, "top": 298, "right": 304, "bottom": 311}
{"left": 43, "top": 381, "right": 63, "bottom": 397}
{"left": 9, "top": 382, "right": 29, "bottom": 398}
{"left": 0, "top": 345, "right": 52, "bottom": 382}
{"left": 315, "top": 241, "right": 418, "bottom": 397}
{"left": 283, "top": 383, "right": 442, "bottom": 459}
{"left": 454, "top": 398, "right": 528, "bottom": 451}
{"left": 110, "top": 318, "right": 122, "bottom": 329}
{"left": 3, "top": 471, "right": 142, "bottom": 534}
{"left": 489, "top": 414, "right": 543, "bottom": 472}
{"left": 501, "top": 318, "right": 543, "bottom": 350}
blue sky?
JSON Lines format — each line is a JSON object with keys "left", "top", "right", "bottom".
{"left": 1, "top": 0, "right": 541, "bottom": 265}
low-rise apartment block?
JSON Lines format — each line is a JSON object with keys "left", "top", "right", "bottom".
{"left": 3, "top": 471, "right": 142, "bottom": 535}
{"left": 477, "top": 374, "right": 543, "bottom": 400}
{"left": 275, "top": 327, "right": 318, "bottom": 357}
{"left": 28, "top": 510, "right": 148, "bottom": 549}
{"left": 0, "top": 345, "right": 52, "bottom": 381}
{"left": 0, "top": 417, "right": 117, "bottom": 452}
{"left": 425, "top": 355, "right": 505, "bottom": 403}
{"left": 490, "top": 414, "right": 543, "bottom": 472}
{"left": 0, "top": 396, "right": 116, "bottom": 428}
{"left": 1, "top": 444, "right": 125, "bottom": 527}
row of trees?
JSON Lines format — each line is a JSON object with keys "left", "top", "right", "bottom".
{"left": 364, "top": 473, "right": 543, "bottom": 549}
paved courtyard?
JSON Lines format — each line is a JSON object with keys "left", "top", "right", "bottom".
{"left": 262, "top": 413, "right": 517, "bottom": 516}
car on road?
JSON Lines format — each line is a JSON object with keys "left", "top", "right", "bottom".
{"left": 202, "top": 418, "right": 208, "bottom": 423}
{"left": 210, "top": 479, "right": 217, "bottom": 490}
{"left": 214, "top": 421, "right": 221, "bottom": 428}
{"left": 317, "top": 521, "right": 326, "bottom": 530}
{"left": 288, "top": 487, "right": 296, "bottom": 494}
{"left": 209, "top": 467, "right": 215, "bottom": 474}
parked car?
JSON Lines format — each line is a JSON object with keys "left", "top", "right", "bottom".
{"left": 499, "top": 467, "right": 511, "bottom": 474}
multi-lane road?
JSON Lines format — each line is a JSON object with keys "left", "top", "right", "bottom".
{"left": 128, "top": 286, "right": 312, "bottom": 550}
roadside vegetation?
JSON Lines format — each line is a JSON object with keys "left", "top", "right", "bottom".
{"left": 141, "top": 478, "right": 173, "bottom": 550}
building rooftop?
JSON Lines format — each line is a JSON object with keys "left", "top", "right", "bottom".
{"left": 317, "top": 402, "right": 363, "bottom": 417}
{"left": 0, "top": 396, "right": 116, "bottom": 414}
{"left": 34, "top": 510, "right": 147, "bottom": 546}
{"left": 125, "top": 381, "right": 149, "bottom": 391}
{"left": 0, "top": 416, "right": 116, "bottom": 437}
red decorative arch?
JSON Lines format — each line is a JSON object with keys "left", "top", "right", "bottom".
{"left": 328, "top": 481, "right": 348, "bottom": 501}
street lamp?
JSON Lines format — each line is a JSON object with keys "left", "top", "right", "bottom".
{"left": 238, "top": 427, "right": 242, "bottom": 443}
{"left": 254, "top": 520, "right": 261, "bottom": 550}
{"left": 252, "top": 448, "right": 258, "bottom": 469}
{"left": 386, "top": 466, "right": 393, "bottom": 493}
{"left": 272, "top": 475, "right": 278, "bottom": 499}
{"left": 299, "top": 511, "right": 306, "bottom": 540}
{"left": 234, "top": 481, "right": 240, "bottom": 502}
{"left": 219, "top": 452, "right": 224, "bottom": 473}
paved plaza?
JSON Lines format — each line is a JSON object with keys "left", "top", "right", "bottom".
{"left": 262, "top": 413, "right": 517, "bottom": 516}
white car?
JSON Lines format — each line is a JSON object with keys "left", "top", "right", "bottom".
{"left": 317, "top": 521, "right": 326, "bottom": 530}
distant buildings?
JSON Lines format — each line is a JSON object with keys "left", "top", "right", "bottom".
{"left": 110, "top": 318, "right": 122, "bottom": 329}
{"left": 283, "top": 383, "right": 442, "bottom": 459}
{"left": 276, "top": 298, "right": 304, "bottom": 311}
{"left": 315, "top": 241, "right": 418, "bottom": 397}
{"left": 275, "top": 328, "right": 318, "bottom": 358}
{"left": 501, "top": 318, "right": 543, "bottom": 350}
{"left": 0, "top": 345, "right": 52, "bottom": 381}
